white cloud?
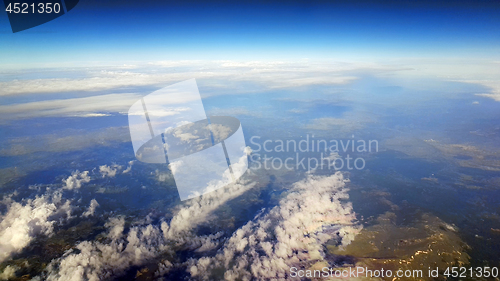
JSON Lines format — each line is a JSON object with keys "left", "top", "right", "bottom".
{"left": 476, "top": 91, "right": 500, "bottom": 102}
{"left": 393, "top": 59, "right": 500, "bottom": 102}
{"left": 1, "top": 59, "right": 499, "bottom": 122}
{"left": 0, "top": 60, "right": 383, "bottom": 121}
{"left": 165, "top": 176, "right": 256, "bottom": 238}
{"left": 0, "top": 191, "right": 73, "bottom": 263}
{"left": 44, "top": 174, "right": 258, "bottom": 280}
{"left": 75, "top": 113, "right": 111, "bottom": 117}
{"left": 0, "top": 162, "right": 129, "bottom": 265}
{"left": 188, "top": 172, "right": 361, "bottom": 280}
{"left": 0, "top": 265, "right": 17, "bottom": 280}
{"left": 174, "top": 132, "right": 199, "bottom": 143}
{"left": 189, "top": 153, "right": 249, "bottom": 199}
{"left": 122, "top": 161, "right": 135, "bottom": 174}
{"left": 62, "top": 171, "right": 91, "bottom": 190}
{"left": 104, "top": 217, "right": 126, "bottom": 241}
{"left": 0, "top": 61, "right": 373, "bottom": 97}
{"left": 302, "top": 110, "right": 378, "bottom": 135}
{"left": 43, "top": 172, "right": 359, "bottom": 281}
{"left": 155, "top": 169, "right": 174, "bottom": 182}
{"left": 167, "top": 161, "right": 183, "bottom": 176}
{"left": 82, "top": 199, "right": 99, "bottom": 218}
{"left": 0, "top": 93, "right": 141, "bottom": 121}
{"left": 0, "top": 71, "right": 169, "bottom": 96}
{"left": 154, "top": 260, "right": 173, "bottom": 278}
{"left": 209, "top": 124, "right": 232, "bottom": 142}
{"left": 46, "top": 220, "right": 165, "bottom": 281}
{"left": 207, "top": 107, "right": 259, "bottom": 117}
{"left": 457, "top": 79, "right": 500, "bottom": 101}
{"left": 99, "top": 164, "right": 122, "bottom": 178}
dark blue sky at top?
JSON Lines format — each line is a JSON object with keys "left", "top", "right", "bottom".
{"left": 0, "top": 0, "right": 499, "bottom": 66}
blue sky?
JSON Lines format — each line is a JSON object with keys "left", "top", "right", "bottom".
{"left": 1, "top": 0, "right": 499, "bottom": 67}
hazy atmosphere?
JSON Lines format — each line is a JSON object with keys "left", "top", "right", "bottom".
{"left": 0, "top": 0, "right": 499, "bottom": 280}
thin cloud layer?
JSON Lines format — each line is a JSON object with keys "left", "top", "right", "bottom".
{"left": 0, "top": 61, "right": 379, "bottom": 96}
{"left": 0, "top": 60, "right": 404, "bottom": 121}
{"left": 0, "top": 126, "right": 131, "bottom": 156}
{"left": 1, "top": 59, "right": 498, "bottom": 123}
{"left": 0, "top": 93, "right": 141, "bottom": 121}
{"left": 303, "top": 110, "right": 378, "bottom": 135}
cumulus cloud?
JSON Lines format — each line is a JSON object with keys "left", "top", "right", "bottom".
{"left": 0, "top": 265, "right": 17, "bottom": 280}
{"left": 154, "top": 260, "right": 174, "bottom": 278}
{"left": 0, "top": 191, "right": 73, "bottom": 263}
{"left": 62, "top": 170, "right": 91, "bottom": 190}
{"left": 155, "top": 169, "right": 174, "bottom": 182}
{"left": 190, "top": 153, "right": 249, "bottom": 199}
{"left": 209, "top": 124, "right": 232, "bottom": 141}
{"left": 122, "top": 160, "right": 135, "bottom": 174}
{"left": 104, "top": 217, "right": 126, "bottom": 241}
{"left": 168, "top": 122, "right": 211, "bottom": 147}
{"left": 46, "top": 218, "right": 166, "bottom": 281}
{"left": 0, "top": 162, "right": 139, "bottom": 270}
{"left": 0, "top": 163, "right": 126, "bottom": 266}
{"left": 99, "top": 164, "right": 122, "bottom": 178}
{"left": 43, "top": 172, "right": 359, "bottom": 281}
{"left": 46, "top": 215, "right": 222, "bottom": 281}
{"left": 188, "top": 172, "right": 361, "bottom": 280}
{"left": 166, "top": 136, "right": 249, "bottom": 201}
{"left": 164, "top": 175, "right": 256, "bottom": 238}
{"left": 82, "top": 199, "right": 99, "bottom": 217}
{"left": 44, "top": 175, "right": 258, "bottom": 280}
